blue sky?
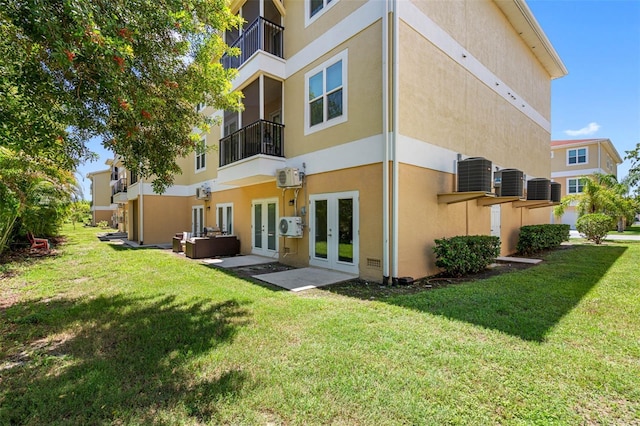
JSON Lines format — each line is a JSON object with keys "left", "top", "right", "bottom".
{"left": 528, "top": 0, "right": 640, "bottom": 179}
{"left": 77, "top": 0, "right": 640, "bottom": 200}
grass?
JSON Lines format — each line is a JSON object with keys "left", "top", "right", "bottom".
{"left": 1, "top": 226, "right": 639, "bottom": 425}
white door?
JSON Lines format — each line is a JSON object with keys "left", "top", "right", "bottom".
{"left": 490, "top": 204, "right": 501, "bottom": 238}
{"left": 216, "top": 203, "right": 233, "bottom": 235}
{"left": 252, "top": 199, "right": 278, "bottom": 256}
{"left": 310, "top": 191, "right": 359, "bottom": 275}
{"left": 192, "top": 206, "right": 204, "bottom": 237}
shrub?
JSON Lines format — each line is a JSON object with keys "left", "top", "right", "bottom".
{"left": 97, "top": 220, "right": 110, "bottom": 229}
{"left": 433, "top": 235, "right": 500, "bottom": 277}
{"left": 576, "top": 213, "right": 615, "bottom": 244}
{"left": 517, "top": 224, "right": 570, "bottom": 255}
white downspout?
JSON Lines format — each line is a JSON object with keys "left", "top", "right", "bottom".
{"left": 139, "top": 177, "right": 144, "bottom": 245}
{"left": 391, "top": 0, "right": 400, "bottom": 283}
{"left": 382, "top": 0, "right": 390, "bottom": 284}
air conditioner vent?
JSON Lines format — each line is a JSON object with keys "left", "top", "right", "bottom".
{"left": 527, "top": 178, "right": 551, "bottom": 201}
{"left": 279, "top": 216, "right": 303, "bottom": 237}
{"left": 196, "top": 186, "right": 210, "bottom": 200}
{"left": 276, "top": 167, "right": 302, "bottom": 188}
{"left": 457, "top": 157, "right": 492, "bottom": 193}
{"left": 498, "top": 168, "right": 524, "bottom": 197}
{"left": 550, "top": 182, "right": 561, "bottom": 203}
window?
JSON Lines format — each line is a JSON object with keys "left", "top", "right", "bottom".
{"left": 305, "top": 50, "right": 348, "bottom": 134}
{"left": 195, "top": 138, "right": 206, "bottom": 172}
{"left": 568, "top": 178, "right": 586, "bottom": 194}
{"left": 307, "top": 0, "right": 337, "bottom": 24}
{"left": 567, "top": 148, "right": 587, "bottom": 165}
{"left": 217, "top": 203, "right": 234, "bottom": 235}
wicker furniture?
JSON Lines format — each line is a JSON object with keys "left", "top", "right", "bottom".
{"left": 184, "top": 235, "right": 240, "bottom": 259}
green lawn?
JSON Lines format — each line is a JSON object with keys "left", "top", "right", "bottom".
{"left": 1, "top": 226, "right": 639, "bottom": 425}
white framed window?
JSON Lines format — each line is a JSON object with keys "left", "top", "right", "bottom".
{"left": 305, "top": 0, "right": 338, "bottom": 26}
{"left": 304, "top": 50, "right": 348, "bottom": 135}
{"left": 567, "top": 147, "right": 587, "bottom": 165}
{"left": 195, "top": 138, "right": 206, "bottom": 172}
{"left": 216, "top": 203, "right": 234, "bottom": 235}
{"left": 568, "top": 178, "right": 586, "bottom": 194}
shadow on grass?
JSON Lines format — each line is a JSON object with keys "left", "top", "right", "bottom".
{"left": 389, "top": 245, "right": 626, "bottom": 341}
{"left": 328, "top": 245, "right": 626, "bottom": 342}
{"left": 0, "top": 294, "right": 251, "bottom": 424}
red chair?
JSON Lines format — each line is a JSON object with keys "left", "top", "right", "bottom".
{"left": 27, "top": 232, "right": 50, "bottom": 251}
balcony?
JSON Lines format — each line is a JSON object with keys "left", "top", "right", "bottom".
{"left": 112, "top": 178, "right": 128, "bottom": 204}
{"left": 218, "top": 120, "right": 285, "bottom": 186}
{"left": 220, "top": 120, "right": 284, "bottom": 167}
{"left": 222, "top": 17, "right": 284, "bottom": 70}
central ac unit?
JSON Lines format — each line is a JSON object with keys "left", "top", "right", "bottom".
{"left": 279, "top": 216, "right": 303, "bottom": 237}
{"left": 276, "top": 167, "right": 302, "bottom": 188}
{"left": 196, "top": 186, "right": 210, "bottom": 200}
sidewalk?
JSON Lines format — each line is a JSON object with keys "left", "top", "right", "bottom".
{"left": 569, "top": 230, "right": 640, "bottom": 241}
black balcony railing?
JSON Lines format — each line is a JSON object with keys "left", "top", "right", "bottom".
{"left": 114, "top": 178, "right": 127, "bottom": 194}
{"left": 219, "top": 120, "right": 284, "bottom": 167}
{"left": 222, "top": 17, "right": 284, "bottom": 69}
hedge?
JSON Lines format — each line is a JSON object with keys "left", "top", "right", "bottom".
{"left": 516, "top": 224, "right": 570, "bottom": 255}
{"left": 576, "top": 213, "right": 615, "bottom": 244}
{"left": 433, "top": 235, "right": 500, "bottom": 277}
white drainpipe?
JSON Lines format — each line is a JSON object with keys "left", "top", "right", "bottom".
{"left": 382, "top": 0, "right": 390, "bottom": 283}
{"left": 391, "top": 0, "right": 400, "bottom": 283}
{"left": 139, "top": 176, "right": 144, "bottom": 245}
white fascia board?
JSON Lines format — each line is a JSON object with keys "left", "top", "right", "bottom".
{"left": 551, "top": 168, "right": 602, "bottom": 179}
{"left": 290, "top": 134, "right": 385, "bottom": 176}
{"left": 233, "top": 53, "right": 286, "bottom": 92}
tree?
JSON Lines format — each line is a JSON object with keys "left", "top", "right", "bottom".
{"left": 0, "top": 147, "right": 77, "bottom": 253}
{"left": 68, "top": 201, "right": 91, "bottom": 229}
{"left": 554, "top": 173, "right": 639, "bottom": 231}
{"left": 1, "top": 0, "right": 243, "bottom": 193}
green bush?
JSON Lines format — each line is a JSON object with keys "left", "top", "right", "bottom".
{"left": 433, "top": 235, "right": 500, "bottom": 277}
{"left": 517, "top": 224, "right": 570, "bottom": 255}
{"left": 97, "top": 220, "right": 110, "bottom": 229}
{"left": 576, "top": 213, "right": 615, "bottom": 244}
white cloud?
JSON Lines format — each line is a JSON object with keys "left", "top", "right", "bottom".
{"left": 564, "top": 122, "right": 601, "bottom": 137}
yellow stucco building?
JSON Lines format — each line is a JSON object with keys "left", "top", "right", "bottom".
{"left": 89, "top": 0, "right": 567, "bottom": 283}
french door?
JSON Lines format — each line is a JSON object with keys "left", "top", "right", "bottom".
{"left": 192, "top": 205, "right": 204, "bottom": 237}
{"left": 310, "top": 191, "right": 359, "bottom": 274}
{"left": 252, "top": 199, "right": 278, "bottom": 256}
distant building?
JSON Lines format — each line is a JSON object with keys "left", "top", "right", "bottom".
{"left": 551, "top": 138, "right": 623, "bottom": 228}
{"left": 86, "top": 168, "right": 117, "bottom": 227}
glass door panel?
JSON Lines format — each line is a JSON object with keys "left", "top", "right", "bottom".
{"left": 314, "top": 199, "right": 328, "bottom": 259}
{"left": 267, "top": 202, "right": 276, "bottom": 251}
{"left": 337, "top": 198, "right": 353, "bottom": 263}
{"left": 254, "top": 204, "right": 262, "bottom": 249}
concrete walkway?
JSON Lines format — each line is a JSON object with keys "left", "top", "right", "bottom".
{"left": 204, "top": 254, "right": 357, "bottom": 291}
{"left": 253, "top": 267, "right": 358, "bottom": 292}
{"left": 570, "top": 230, "right": 640, "bottom": 240}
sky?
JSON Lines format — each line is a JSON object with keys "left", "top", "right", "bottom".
{"left": 527, "top": 0, "right": 640, "bottom": 179}
{"left": 76, "top": 0, "right": 640, "bottom": 200}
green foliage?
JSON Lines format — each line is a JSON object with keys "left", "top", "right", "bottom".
{"left": 0, "top": 147, "right": 76, "bottom": 254}
{"left": 1, "top": 0, "right": 243, "bottom": 192}
{"left": 576, "top": 213, "right": 615, "bottom": 244}
{"left": 97, "top": 220, "right": 110, "bottom": 229}
{"left": 554, "top": 173, "right": 638, "bottom": 230}
{"left": 517, "top": 224, "right": 570, "bottom": 255}
{"left": 433, "top": 235, "right": 500, "bottom": 277}
{"left": 68, "top": 201, "right": 91, "bottom": 229}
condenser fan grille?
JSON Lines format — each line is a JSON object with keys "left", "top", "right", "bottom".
{"left": 277, "top": 170, "right": 288, "bottom": 186}
{"left": 279, "top": 218, "right": 289, "bottom": 234}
